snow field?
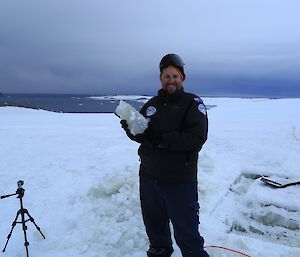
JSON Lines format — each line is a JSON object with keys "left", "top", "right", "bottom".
{"left": 1, "top": 98, "right": 300, "bottom": 257}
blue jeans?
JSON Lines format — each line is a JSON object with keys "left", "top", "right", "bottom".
{"left": 140, "top": 177, "right": 209, "bottom": 257}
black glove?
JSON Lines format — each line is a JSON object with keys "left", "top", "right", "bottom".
{"left": 120, "top": 119, "right": 129, "bottom": 132}
{"left": 120, "top": 120, "right": 143, "bottom": 143}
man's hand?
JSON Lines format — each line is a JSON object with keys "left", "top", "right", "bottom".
{"left": 120, "top": 120, "right": 143, "bottom": 143}
{"left": 120, "top": 119, "right": 130, "bottom": 133}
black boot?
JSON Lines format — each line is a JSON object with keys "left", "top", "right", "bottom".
{"left": 147, "top": 247, "right": 174, "bottom": 257}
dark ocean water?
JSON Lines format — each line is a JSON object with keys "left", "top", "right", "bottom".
{"left": 0, "top": 93, "right": 279, "bottom": 113}
{"left": 0, "top": 94, "right": 148, "bottom": 113}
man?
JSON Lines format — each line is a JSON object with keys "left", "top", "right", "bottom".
{"left": 121, "top": 53, "right": 209, "bottom": 257}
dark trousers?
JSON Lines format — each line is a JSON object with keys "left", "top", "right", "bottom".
{"left": 140, "top": 177, "right": 209, "bottom": 257}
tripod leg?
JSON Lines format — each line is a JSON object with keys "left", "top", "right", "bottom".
{"left": 24, "top": 210, "right": 46, "bottom": 239}
{"left": 2, "top": 211, "right": 20, "bottom": 252}
{"left": 19, "top": 209, "right": 30, "bottom": 257}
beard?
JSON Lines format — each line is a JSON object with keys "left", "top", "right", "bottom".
{"left": 162, "top": 83, "right": 182, "bottom": 94}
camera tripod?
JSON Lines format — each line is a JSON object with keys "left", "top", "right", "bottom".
{"left": 0, "top": 180, "right": 45, "bottom": 257}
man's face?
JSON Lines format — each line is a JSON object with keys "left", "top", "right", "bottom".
{"left": 160, "top": 66, "right": 183, "bottom": 94}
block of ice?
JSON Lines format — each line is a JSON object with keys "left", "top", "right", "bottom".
{"left": 115, "top": 100, "right": 149, "bottom": 135}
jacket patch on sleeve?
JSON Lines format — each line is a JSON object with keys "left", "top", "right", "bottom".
{"left": 198, "top": 104, "right": 207, "bottom": 115}
{"left": 194, "top": 97, "right": 203, "bottom": 103}
{"left": 146, "top": 106, "right": 156, "bottom": 117}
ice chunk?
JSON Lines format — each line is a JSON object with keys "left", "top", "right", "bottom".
{"left": 115, "top": 100, "right": 149, "bottom": 135}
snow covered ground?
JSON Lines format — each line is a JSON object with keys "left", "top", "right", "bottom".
{"left": 0, "top": 97, "right": 300, "bottom": 257}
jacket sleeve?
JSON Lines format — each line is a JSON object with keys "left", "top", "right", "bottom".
{"left": 159, "top": 99, "right": 208, "bottom": 152}
{"left": 124, "top": 129, "right": 144, "bottom": 143}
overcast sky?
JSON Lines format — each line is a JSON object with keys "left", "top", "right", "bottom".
{"left": 1, "top": 0, "right": 300, "bottom": 97}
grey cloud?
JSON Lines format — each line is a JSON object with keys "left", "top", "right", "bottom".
{"left": 1, "top": 0, "right": 300, "bottom": 95}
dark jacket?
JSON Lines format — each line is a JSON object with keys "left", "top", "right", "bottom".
{"left": 132, "top": 89, "right": 208, "bottom": 183}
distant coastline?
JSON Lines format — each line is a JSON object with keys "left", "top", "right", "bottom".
{"left": 0, "top": 94, "right": 146, "bottom": 113}
{"left": 0, "top": 93, "right": 298, "bottom": 113}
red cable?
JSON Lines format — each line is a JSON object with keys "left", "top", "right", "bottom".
{"left": 204, "top": 245, "right": 251, "bottom": 257}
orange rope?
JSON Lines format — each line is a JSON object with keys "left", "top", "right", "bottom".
{"left": 204, "top": 245, "right": 251, "bottom": 257}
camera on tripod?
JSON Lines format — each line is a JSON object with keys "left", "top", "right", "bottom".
{"left": 18, "top": 180, "right": 24, "bottom": 188}
{"left": 0, "top": 180, "right": 45, "bottom": 257}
